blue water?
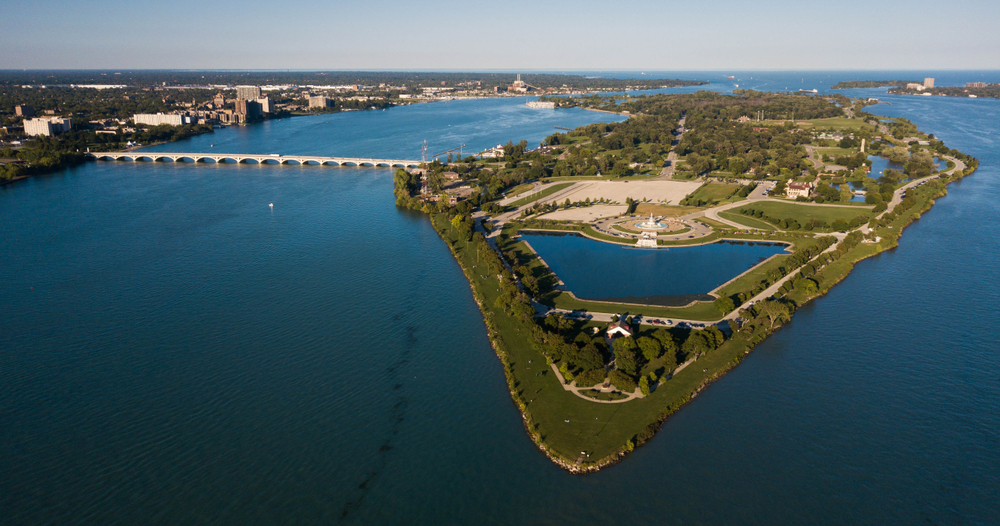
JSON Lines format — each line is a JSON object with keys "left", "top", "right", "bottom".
{"left": 832, "top": 180, "right": 868, "bottom": 202}
{"left": 868, "top": 154, "right": 945, "bottom": 179}
{"left": 2, "top": 74, "right": 999, "bottom": 524}
{"left": 521, "top": 232, "right": 786, "bottom": 301}
{"left": 139, "top": 97, "right": 626, "bottom": 159}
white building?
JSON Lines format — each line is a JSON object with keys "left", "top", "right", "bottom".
{"left": 786, "top": 180, "right": 814, "bottom": 199}
{"left": 24, "top": 116, "right": 72, "bottom": 136}
{"left": 133, "top": 113, "right": 193, "bottom": 126}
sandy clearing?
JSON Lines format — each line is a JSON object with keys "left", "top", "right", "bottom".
{"left": 537, "top": 205, "right": 628, "bottom": 221}
{"left": 540, "top": 180, "right": 702, "bottom": 206}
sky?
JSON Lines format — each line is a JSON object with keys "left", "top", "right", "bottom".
{"left": 2, "top": 0, "right": 998, "bottom": 70}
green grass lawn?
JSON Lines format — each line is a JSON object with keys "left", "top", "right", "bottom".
{"left": 816, "top": 147, "right": 857, "bottom": 157}
{"left": 738, "top": 201, "right": 872, "bottom": 227}
{"left": 718, "top": 211, "right": 777, "bottom": 230}
{"left": 686, "top": 182, "right": 741, "bottom": 204}
{"left": 507, "top": 182, "right": 573, "bottom": 208}
{"left": 796, "top": 117, "right": 869, "bottom": 131}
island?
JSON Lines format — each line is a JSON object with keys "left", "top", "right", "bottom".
{"left": 394, "top": 90, "right": 978, "bottom": 472}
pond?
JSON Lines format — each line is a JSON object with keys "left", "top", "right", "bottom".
{"left": 867, "top": 155, "right": 946, "bottom": 180}
{"left": 520, "top": 232, "right": 788, "bottom": 306}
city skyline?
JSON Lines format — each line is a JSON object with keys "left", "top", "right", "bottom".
{"left": 3, "top": 0, "right": 999, "bottom": 70}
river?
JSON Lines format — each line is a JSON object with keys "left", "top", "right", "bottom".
{"left": 1, "top": 72, "right": 997, "bottom": 524}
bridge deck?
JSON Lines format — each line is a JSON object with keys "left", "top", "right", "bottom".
{"left": 86, "top": 152, "right": 422, "bottom": 168}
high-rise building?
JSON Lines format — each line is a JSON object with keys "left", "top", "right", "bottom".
{"left": 308, "top": 96, "right": 330, "bottom": 108}
{"left": 236, "top": 85, "right": 262, "bottom": 100}
{"left": 24, "top": 116, "right": 72, "bottom": 136}
{"left": 256, "top": 97, "right": 274, "bottom": 113}
{"left": 235, "top": 99, "right": 263, "bottom": 120}
{"left": 15, "top": 105, "right": 35, "bottom": 117}
{"left": 923, "top": 78, "right": 935, "bottom": 89}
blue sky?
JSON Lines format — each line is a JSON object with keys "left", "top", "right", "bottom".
{"left": 2, "top": 0, "right": 998, "bottom": 69}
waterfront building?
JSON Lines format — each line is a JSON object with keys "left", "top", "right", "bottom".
{"left": 256, "top": 97, "right": 274, "bottom": 113}
{"left": 235, "top": 99, "right": 263, "bottom": 121}
{"left": 308, "top": 96, "right": 331, "bottom": 109}
{"left": 906, "top": 83, "right": 925, "bottom": 90}
{"left": 24, "top": 116, "right": 72, "bottom": 136}
{"left": 236, "top": 85, "right": 262, "bottom": 100}
{"left": 15, "top": 104, "right": 35, "bottom": 117}
{"left": 966, "top": 82, "right": 987, "bottom": 88}
{"left": 923, "top": 78, "right": 935, "bottom": 89}
{"left": 133, "top": 113, "right": 193, "bottom": 126}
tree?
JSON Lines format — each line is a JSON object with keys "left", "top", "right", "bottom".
{"left": 714, "top": 296, "right": 735, "bottom": 314}
{"left": 613, "top": 338, "right": 640, "bottom": 376}
{"left": 574, "top": 344, "right": 605, "bottom": 371}
{"left": 636, "top": 336, "right": 662, "bottom": 361}
{"left": 756, "top": 299, "right": 791, "bottom": 330}
{"left": 638, "top": 376, "right": 650, "bottom": 396}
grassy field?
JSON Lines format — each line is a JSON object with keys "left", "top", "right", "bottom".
{"left": 634, "top": 203, "right": 701, "bottom": 217}
{"left": 507, "top": 183, "right": 573, "bottom": 208}
{"left": 738, "top": 201, "right": 872, "bottom": 226}
{"left": 795, "top": 117, "right": 869, "bottom": 131}
{"left": 718, "top": 211, "right": 778, "bottom": 230}
{"left": 686, "top": 182, "right": 741, "bottom": 204}
{"left": 816, "top": 147, "right": 857, "bottom": 157}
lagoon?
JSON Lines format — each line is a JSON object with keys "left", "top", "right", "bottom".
{"left": 521, "top": 232, "right": 787, "bottom": 305}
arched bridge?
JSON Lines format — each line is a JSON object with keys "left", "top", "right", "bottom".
{"left": 86, "top": 152, "right": 422, "bottom": 168}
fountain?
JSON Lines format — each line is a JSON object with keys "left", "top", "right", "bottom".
{"left": 635, "top": 212, "right": 669, "bottom": 230}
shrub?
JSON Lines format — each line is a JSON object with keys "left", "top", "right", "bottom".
{"left": 609, "top": 370, "right": 637, "bottom": 392}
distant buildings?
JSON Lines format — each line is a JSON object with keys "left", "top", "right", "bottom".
{"left": 923, "top": 78, "right": 935, "bottom": 89}
{"left": 906, "top": 82, "right": 925, "bottom": 90}
{"left": 24, "top": 116, "right": 72, "bottom": 136}
{"left": 966, "top": 82, "right": 987, "bottom": 88}
{"left": 133, "top": 113, "right": 194, "bottom": 126}
{"left": 15, "top": 105, "right": 35, "bottom": 117}
{"left": 236, "top": 85, "right": 262, "bottom": 101}
{"left": 511, "top": 74, "right": 529, "bottom": 93}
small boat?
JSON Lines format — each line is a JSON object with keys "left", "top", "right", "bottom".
{"left": 269, "top": 203, "right": 273, "bottom": 208}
